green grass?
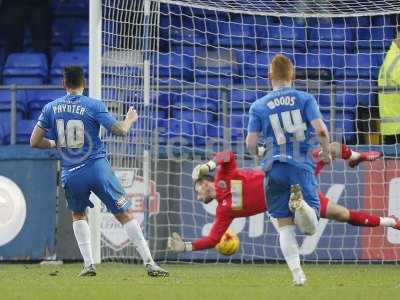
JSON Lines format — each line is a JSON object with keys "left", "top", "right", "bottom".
{"left": 0, "top": 263, "right": 399, "bottom": 300}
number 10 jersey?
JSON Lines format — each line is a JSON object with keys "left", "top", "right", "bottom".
{"left": 37, "top": 94, "right": 117, "bottom": 184}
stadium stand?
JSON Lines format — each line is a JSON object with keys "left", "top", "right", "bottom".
{"left": 3, "top": 53, "right": 48, "bottom": 85}
{"left": 0, "top": 3, "right": 396, "bottom": 146}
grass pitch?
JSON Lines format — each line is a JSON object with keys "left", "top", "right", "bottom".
{"left": 0, "top": 263, "right": 399, "bottom": 300}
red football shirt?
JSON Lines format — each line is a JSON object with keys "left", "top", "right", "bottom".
{"left": 192, "top": 151, "right": 267, "bottom": 250}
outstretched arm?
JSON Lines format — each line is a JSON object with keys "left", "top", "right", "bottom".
{"left": 110, "top": 107, "right": 138, "bottom": 136}
{"left": 168, "top": 213, "right": 233, "bottom": 252}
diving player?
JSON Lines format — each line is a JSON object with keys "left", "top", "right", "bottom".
{"left": 168, "top": 146, "right": 394, "bottom": 255}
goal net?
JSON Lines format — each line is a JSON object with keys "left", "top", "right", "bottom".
{"left": 96, "top": 0, "right": 400, "bottom": 263}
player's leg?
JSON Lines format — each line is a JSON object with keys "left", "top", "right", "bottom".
{"left": 320, "top": 193, "right": 400, "bottom": 229}
{"left": 91, "top": 158, "right": 168, "bottom": 277}
{"left": 289, "top": 169, "right": 319, "bottom": 236}
{"left": 265, "top": 163, "right": 306, "bottom": 286}
{"left": 64, "top": 173, "right": 96, "bottom": 276}
{"left": 321, "top": 142, "right": 382, "bottom": 167}
{"left": 277, "top": 218, "right": 306, "bottom": 286}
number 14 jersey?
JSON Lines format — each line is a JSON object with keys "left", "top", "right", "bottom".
{"left": 37, "top": 94, "right": 117, "bottom": 184}
{"left": 247, "top": 87, "right": 323, "bottom": 173}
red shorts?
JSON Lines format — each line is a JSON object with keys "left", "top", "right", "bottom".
{"left": 319, "top": 192, "right": 329, "bottom": 218}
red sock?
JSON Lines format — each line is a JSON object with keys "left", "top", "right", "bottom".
{"left": 348, "top": 210, "right": 380, "bottom": 227}
{"left": 341, "top": 143, "right": 352, "bottom": 160}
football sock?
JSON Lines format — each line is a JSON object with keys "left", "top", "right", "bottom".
{"left": 124, "top": 219, "right": 155, "bottom": 266}
{"left": 348, "top": 210, "right": 381, "bottom": 227}
{"left": 294, "top": 200, "right": 319, "bottom": 235}
{"left": 340, "top": 143, "right": 353, "bottom": 160}
{"left": 380, "top": 217, "right": 396, "bottom": 227}
{"left": 279, "top": 225, "right": 301, "bottom": 272}
{"left": 73, "top": 220, "right": 94, "bottom": 267}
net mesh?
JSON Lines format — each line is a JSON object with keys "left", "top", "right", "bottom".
{"left": 99, "top": 0, "right": 400, "bottom": 263}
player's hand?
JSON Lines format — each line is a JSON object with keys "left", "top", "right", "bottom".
{"left": 167, "top": 233, "right": 186, "bottom": 253}
{"left": 320, "top": 151, "right": 332, "bottom": 164}
{"left": 192, "top": 161, "right": 216, "bottom": 182}
{"left": 126, "top": 107, "right": 138, "bottom": 123}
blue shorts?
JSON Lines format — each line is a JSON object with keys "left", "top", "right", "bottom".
{"left": 64, "top": 158, "right": 131, "bottom": 214}
{"left": 265, "top": 162, "right": 320, "bottom": 219}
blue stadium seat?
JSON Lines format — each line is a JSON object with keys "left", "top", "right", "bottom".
{"left": 2, "top": 120, "right": 36, "bottom": 144}
{"left": 0, "top": 123, "right": 4, "bottom": 145}
{"left": 294, "top": 52, "right": 336, "bottom": 79}
{"left": 335, "top": 79, "right": 377, "bottom": 106}
{"left": 335, "top": 93, "right": 358, "bottom": 108}
{"left": 236, "top": 50, "right": 293, "bottom": 78}
{"left": 215, "top": 20, "right": 256, "bottom": 48}
{"left": 172, "top": 90, "right": 219, "bottom": 112}
{"left": 102, "top": 66, "right": 142, "bottom": 87}
{"left": 308, "top": 18, "right": 355, "bottom": 52}
{"left": 229, "top": 89, "right": 263, "bottom": 110}
{"left": 194, "top": 48, "right": 240, "bottom": 86}
{"left": 335, "top": 54, "right": 381, "bottom": 79}
{"left": 159, "top": 15, "right": 214, "bottom": 47}
{"left": 27, "top": 89, "right": 65, "bottom": 120}
{"left": 153, "top": 92, "right": 175, "bottom": 110}
{"left": 258, "top": 24, "right": 306, "bottom": 51}
{"left": 52, "top": 18, "right": 73, "bottom": 53}
{"left": 168, "top": 119, "right": 195, "bottom": 145}
{"left": 316, "top": 93, "right": 332, "bottom": 109}
{"left": 3, "top": 53, "right": 48, "bottom": 85}
{"left": 357, "top": 27, "right": 396, "bottom": 51}
{"left": 230, "top": 113, "right": 249, "bottom": 141}
{"left": 52, "top": 0, "right": 88, "bottom": 17}
{"left": 322, "top": 110, "right": 356, "bottom": 143}
{"left": 72, "top": 21, "right": 89, "bottom": 51}
{"left": 172, "top": 109, "right": 216, "bottom": 124}
{"left": 0, "top": 90, "right": 26, "bottom": 129}
{"left": 51, "top": 51, "right": 88, "bottom": 85}
{"left": 372, "top": 15, "right": 396, "bottom": 26}
{"left": 157, "top": 52, "right": 194, "bottom": 80}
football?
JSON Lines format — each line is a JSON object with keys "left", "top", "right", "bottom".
{"left": 215, "top": 230, "right": 240, "bottom": 256}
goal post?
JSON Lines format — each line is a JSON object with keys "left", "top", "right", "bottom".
{"left": 91, "top": 0, "right": 400, "bottom": 263}
{"left": 88, "top": 0, "right": 102, "bottom": 264}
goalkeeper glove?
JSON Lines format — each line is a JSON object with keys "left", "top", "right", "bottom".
{"left": 192, "top": 160, "right": 216, "bottom": 182}
{"left": 167, "top": 233, "right": 192, "bottom": 252}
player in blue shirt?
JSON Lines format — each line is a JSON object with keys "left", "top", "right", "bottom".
{"left": 246, "top": 54, "right": 331, "bottom": 285}
{"left": 30, "top": 65, "right": 168, "bottom": 277}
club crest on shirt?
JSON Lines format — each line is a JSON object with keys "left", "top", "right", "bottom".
{"left": 218, "top": 180, "right": 227, "bottom": 189}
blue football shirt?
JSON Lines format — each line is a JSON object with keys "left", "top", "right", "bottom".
{"left": 248, "top": 87, "right": 323, "bottom": 172}
{"left": 37, "top": 94, "right": 117, "bottom": 183}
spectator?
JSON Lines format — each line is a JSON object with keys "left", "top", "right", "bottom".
{"left": 378, "top": 21, "right": 400, "bottom": 144}
{"left": 0, "top": 0, "right": 52, "bottom": 57}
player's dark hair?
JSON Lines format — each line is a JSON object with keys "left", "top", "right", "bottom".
{"left": 63, "top": 65, "right": 85, "bottom": 89}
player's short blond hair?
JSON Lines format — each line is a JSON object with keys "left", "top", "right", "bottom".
{"left": 270, "top": 54, "right": 294, "bottom": 82}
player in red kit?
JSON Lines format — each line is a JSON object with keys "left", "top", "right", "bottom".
{"left": 168, "top": 151, "right": 266, "bottom": 251}
{"left": 168, "top": 145, "right": 399, "bottom": 253}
